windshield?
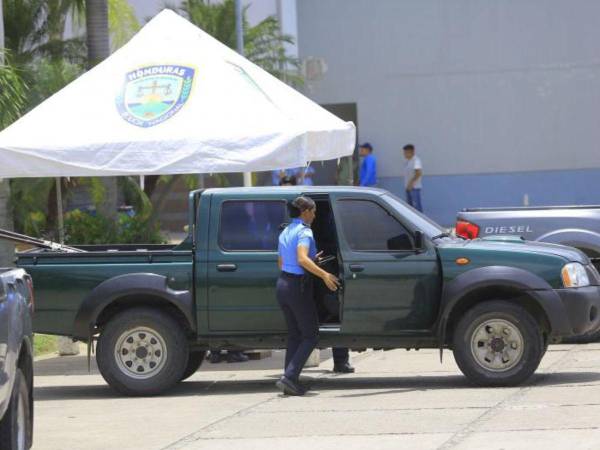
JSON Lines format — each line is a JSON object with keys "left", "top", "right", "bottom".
{"left": 382, "top": 193, "right": 445, "bottom": 238}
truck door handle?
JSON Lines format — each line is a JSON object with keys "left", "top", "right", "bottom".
{"left": 216, "top": 264, "right": 238, "bottom": 272}
{"left": 349, "top": 264, "right": 364, "bottom": 273}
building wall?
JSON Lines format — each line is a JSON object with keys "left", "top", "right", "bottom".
{"left": 296, "top": 0, "right": 600, "bottom": 225}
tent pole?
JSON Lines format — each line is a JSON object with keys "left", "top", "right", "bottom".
{"left": 235, "top": 0, "right": 252, "bottom": 187}
{"left": 55, "top": 177, "right": 64, "bottom": 243}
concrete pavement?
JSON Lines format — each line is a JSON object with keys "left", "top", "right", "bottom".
{"left": 33, "top": 344, "right": 600, "bottom": 449}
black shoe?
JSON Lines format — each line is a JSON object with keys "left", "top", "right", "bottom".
{"left": 333, "top": 362, "right": 355, "bottom": 373}
{"left": 209, "top": 352, "right": 223, "bottom": 364}
{"left": 297, "top": 378, "right": 312, "bottom": 391}
{"left": 226, "top": 351, "right": 249, "bottom": 363}
{"left": 275, "top": 376, "right": 306, "bottom": 396}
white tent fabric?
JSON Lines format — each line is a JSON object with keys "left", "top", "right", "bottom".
{"left": 0, "top": 9, "right": 355, "bottom": 178}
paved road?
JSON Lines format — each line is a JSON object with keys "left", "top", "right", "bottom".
{"left": 33, "top": 344, "right": 600, "bottom": 450}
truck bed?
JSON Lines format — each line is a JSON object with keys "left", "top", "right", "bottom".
{"left": 15, "top": 240, "right": 194, "bottom": 336}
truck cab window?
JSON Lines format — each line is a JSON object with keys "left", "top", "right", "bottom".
{"left": 219, "top": 200, "right": 286, "bottom": 251}
{"left": 337, "top": 199, "right": 413, "bottom": 251}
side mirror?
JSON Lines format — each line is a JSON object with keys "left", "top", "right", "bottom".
{"left": 414, "top": 230, "right": 425, "bottom": 252}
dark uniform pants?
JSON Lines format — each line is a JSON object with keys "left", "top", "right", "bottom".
{"left": 332, "top": 347, "right": 349, "bottom": 365}
{"left": 276, "top": 272, "right": 319, "bottom": 381}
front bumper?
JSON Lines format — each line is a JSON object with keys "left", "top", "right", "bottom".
{"left": 555, "top": 286, "right": 600, "bottom": 336}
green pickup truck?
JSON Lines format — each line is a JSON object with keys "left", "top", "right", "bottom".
{"left": 15, "top": 187, "right": 600, "bottom": 396}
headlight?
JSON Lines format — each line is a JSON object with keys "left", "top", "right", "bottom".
{"left": 561, "top": 262, "right": 590, "bottom": 288}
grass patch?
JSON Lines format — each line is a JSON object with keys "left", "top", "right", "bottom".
{"left": 33, "top": 334, "right": 57, "bottom": 357}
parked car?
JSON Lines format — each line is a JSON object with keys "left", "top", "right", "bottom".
{"left": 456, "top": 205, "right": 600, "bottom": 263}
{"left": 0, "top": 268, "right": 34, "bottom": 450}
{"left": 456, "top": 205, "right": 600, "bottom": 342}
{"left": 6, "top": 187, "right": 600, "bottom": 396}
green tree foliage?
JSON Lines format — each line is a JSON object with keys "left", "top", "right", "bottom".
{"left": 180, "top": 0, "right": 301, "bottom": 84}
{"left": 3, "top": 0, "right": 86, "bottom": 66}
{"left": 9, "top": 178, "right": 53, "bottom": 235}
{"left": 0, "top": 54, "right": 27, "bottom": 128}
{"left": 2, "top": 0, "right": 137, "bottom": 66}
{"left": 25, "top": 57, "right": 83, "bottom": 109}
{"left": 107, "top": 0, "right": 139, "bottom": 50}
{"left": 63, "top": 210, "right": 164, "bottom": 245}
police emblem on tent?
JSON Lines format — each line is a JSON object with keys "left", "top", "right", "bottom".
{"left": 116, "top": 65, "right": 195, "bottom": 127}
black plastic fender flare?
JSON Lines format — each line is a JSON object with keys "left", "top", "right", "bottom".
{"left": 436, "top": 266, "right": 571, "bottom": 354}
{"left": 72, "top": 273, "right": 196, "bottom": 340}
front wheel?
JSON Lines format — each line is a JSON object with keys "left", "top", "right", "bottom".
{"left": 96, "top": 307, "right": 189, "bottom": 396}
{"left": 0, "top": 369, "right": 32, "bottom": 450}
{"left": 452, "top": 301, "right": 544, "bottom": 387}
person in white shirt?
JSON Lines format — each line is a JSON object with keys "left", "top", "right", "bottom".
{"left": 403, "top": 144, "right": 423, "bottom": 212}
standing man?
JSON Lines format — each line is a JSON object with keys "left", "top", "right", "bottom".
{"left": 403, "top": 144, "right": 423, "bottom": 212}
{"left": 358, "top": 143, "right": 377, "bottom": 187}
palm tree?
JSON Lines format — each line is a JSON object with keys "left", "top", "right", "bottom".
{"left": 0, "top": 0, "right": 14, "bottom": 267}
{"left": 85, "top": 0, "right": 109, "bottom": 67}
{"left": 85, "top": 0, "right": 117, "bottom": 221}
{"left": 0, "top": 0, "right": 4, "bottom": 53}
{"left": 181, "top": 0, "right": 301, "bottom": 84}
{"left": 0, "top": 0, "right": 10, "bottom": 266}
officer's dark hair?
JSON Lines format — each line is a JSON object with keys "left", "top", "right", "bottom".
{"left": 403, "top": 144, "right": 415, "bottom": 151}
{"left": 289, "top": 196, "right": 316, "bottom": 218}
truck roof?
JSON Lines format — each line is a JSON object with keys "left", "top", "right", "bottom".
{"left": 193, "top": 186, "right": 389, "bottom": 196}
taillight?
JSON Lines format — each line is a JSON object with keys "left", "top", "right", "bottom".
{"left": 25, "top": 276, "right": 34, "bottom": 312}
{"left": 456, "top": 220, "right": 480, "bottom": 239}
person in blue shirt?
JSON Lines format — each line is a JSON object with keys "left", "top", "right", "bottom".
{"left": 275, "top": 196, "right": 340, "bottom": 396}
{"left": 359, "top": 142, "right": 377, "bottom": 186}
{"left": 297, "top": 165, "right": 315, "bottom": 186}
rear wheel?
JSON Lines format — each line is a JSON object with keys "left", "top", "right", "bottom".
{"left": 97, "top": 308, "right": 189, "bottom": 396}
{"left": 180, "top": 351, "right": 207, "bottom": 381}
{"left": 452, "top": 301, "right": 544, "bottom": 386}
{"left": 0, "top": 369, "right": 32, "bottom": 450}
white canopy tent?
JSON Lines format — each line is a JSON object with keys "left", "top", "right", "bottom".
{"left": 0, "top": 9, "right": 355, "bottom": 178}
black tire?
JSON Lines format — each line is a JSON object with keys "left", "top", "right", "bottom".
{"left": 563, "top": 328, "right": 600, "bottom": 344}
{"left": 96, "top": 307, "right": 189, "bottom": 396}
{"left": 0, "top": 369, "right": 32, "bottom": 450}
{"left": 585, "top": 328, "right": 600, "bottom": 342}
{"left": 180, "top": 351, "right": 207, "bottom": 382}
{"left": 452, "top": 301, "right": 544, "bottom": 387}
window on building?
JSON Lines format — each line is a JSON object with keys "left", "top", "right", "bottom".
{"left": 336, "top": 199, "right": 413, "bottom": 251}
{"left": 220, "top": 200, "right": 286, "bottom": 251}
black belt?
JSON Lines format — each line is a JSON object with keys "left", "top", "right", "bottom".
{"left": 281, "top": 271, "right": 304, "bottom": 278}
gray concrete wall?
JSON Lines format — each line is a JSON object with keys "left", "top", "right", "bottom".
{"left": 296, "top": 0, "right": 600, "bottom": 178}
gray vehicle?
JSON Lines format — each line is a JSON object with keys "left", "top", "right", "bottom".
{"left": 456, "top": 205, "right": 600, "bottom": 264}
{"left": 456, "top": 205, "right": 600, "bottom": 341}
{"left": 0, "top": 269, "right": 34, "bottom": 450}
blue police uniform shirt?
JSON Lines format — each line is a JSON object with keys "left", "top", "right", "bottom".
{"left": 278, "top": 218, "right": 317, "bottom": 275}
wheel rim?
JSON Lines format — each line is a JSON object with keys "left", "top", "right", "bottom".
{"left": 16, "top": 387, "right": 26, "bottom": 450}
{"left": 470, "top": 319, "right": 524, "bottom": 372}
{"left": 114, "top": 327, "right": 168, "bottom": 380}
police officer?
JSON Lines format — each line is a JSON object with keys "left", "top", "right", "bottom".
{"left": 275, "top": 196, "right": 340, "bottom": 396}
